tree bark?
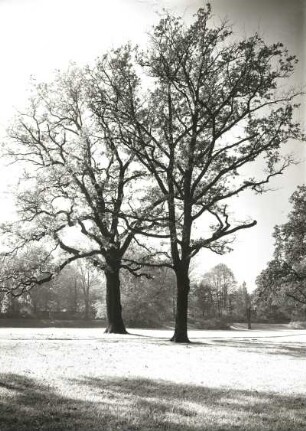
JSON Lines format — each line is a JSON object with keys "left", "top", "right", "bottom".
{"left": 171, "top": 269, "right": 190, "bottom": 343}
{"left": 104, "top": 264, "right": 127, "bottom": 334}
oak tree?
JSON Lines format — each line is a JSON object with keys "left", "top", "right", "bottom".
{"left": 2, "top": 66, "right": 164, "bottom": 333}
{"left": 94, "top": 6, "right": 304, "bottom": 341}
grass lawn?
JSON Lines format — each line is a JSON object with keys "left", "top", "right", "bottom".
{"left": 0, "top": 324, "right": 306, "bottom": 430}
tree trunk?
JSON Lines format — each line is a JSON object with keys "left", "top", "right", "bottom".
{"left": 171, "top": 269, "right": 190, "bottom": 343}
{"left": 84, "top": 297, "right": 90, "bottom": 320}
{"left": 104, "top": 264, "right": 127, "bottom": 334}
{"left": 172, "top": 282, "right": 176, "bottom": 320}
{"left": 73, "top": 278, "right": 78, "bottom": 315}
{"left": 246, "top": 306, "right": 252, "bottom": 330}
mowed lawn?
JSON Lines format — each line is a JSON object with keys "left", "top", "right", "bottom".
{"left": 0, "top": 325, "right": 306, "bottom": 431}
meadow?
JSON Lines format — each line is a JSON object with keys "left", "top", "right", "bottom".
{"left": 0, "top": 324, "right": 306, "bottom": 430}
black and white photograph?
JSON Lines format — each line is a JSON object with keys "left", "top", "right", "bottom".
{"left": 0, "top": 0, "right": 305, "bottom": 429}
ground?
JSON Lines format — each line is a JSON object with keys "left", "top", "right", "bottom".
{"left": 0, "top": 323, "right": 306, "bottom": 430}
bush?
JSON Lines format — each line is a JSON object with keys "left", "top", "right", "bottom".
{"left": 289, "top": 321, "right": 306, "bottom": 329}
{"left": 190, "top": 317, "right": 231, "bottom": 330}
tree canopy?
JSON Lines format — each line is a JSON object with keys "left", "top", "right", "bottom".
{"left": 256, "top": 185, "right": 306, "bottom": 306}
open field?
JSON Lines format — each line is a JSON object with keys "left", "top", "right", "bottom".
{"left": 0, "top": 324, "right": 306, "bottom": 430}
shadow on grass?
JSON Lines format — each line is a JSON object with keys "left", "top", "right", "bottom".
{"left": 207, "top": 339, "right": 306, "bottom": 358}
{"left": 0, "top": 319, "right": 107, "bottom": 328}
{"left": 127, "top": 333, "right": 306, "bottom": 358}
{"left": 0, "top": 373, "right": 306, "bottom": 431}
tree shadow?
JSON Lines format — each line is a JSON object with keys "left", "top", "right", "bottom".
{"left": 207, "top": 338, "right": 306, "bottom": 358}
{"left": 0, "top": 319, "right": 107, "bottom": 328}
{"left": 0, "top": 373, "right": 306, "bottom": 430}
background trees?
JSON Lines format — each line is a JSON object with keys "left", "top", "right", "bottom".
{"left": 1, "top": 256, "right": 256, "bottom": 328}
{"left": 255, "top": 185, "right": 306, "bottom": 320}
{"left": 121, "top": 267, "right": 175, "bottom": 327}
{"left": 76, "top": 260, "right": 101, "bottom": 320}
{"left": 190, "top": 265, "right": 253, "bottom": 326}
{"left": 192, "top": 264, "right": 236, "bottom": 319}
{"left": 0, "top": 256, "right": 104, "bottom": 320}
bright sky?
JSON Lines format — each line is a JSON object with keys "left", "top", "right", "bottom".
{"left": 0, "top": 0, "right": 305, "bottom": 289}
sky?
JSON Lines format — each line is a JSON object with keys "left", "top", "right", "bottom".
{"left": 0, "top": 0, "right": 305, "bottom": 289}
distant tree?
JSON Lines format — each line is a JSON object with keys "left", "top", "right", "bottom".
{"left": 50, "top": 266, "right": 80, "bottom": 316}
{"left": 92, "top": 6, "right": 303, "bottom": 341}
{"left": 230, "top": 282, "right": 248, "bottom": 321}
{"left": 29, "top": 282, "right": 55, "bottom": 317}
{"left": 0, "top": 290, "right": 6, "bottom": 314}
{"left": 75, "top": 260, "right": 102, "bottom": 320}
{"left": 193, "top": 264, "right": 236, "bottom": 319}
{"left": 242, "top": 282, "right": 252, "bottom": 329}
{"left": 192, "top": 281, "right": 215, "bottom": 319}
{"left": 256, "top": 185, "right": 306, "bottom": 312}
{"left": 207, "top": 264, "right": 236, "bottom": 317}
{"left": 252, "top": 288, "right": 296, "bottom": 323}
{"left": 121, "top": 266, "right": 175, "bottom": 327}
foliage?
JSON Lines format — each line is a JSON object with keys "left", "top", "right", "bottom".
{"left": 190, "top": 264, "right": 253, "bottom": 324}
{"left": 192, "top": 264, "right": 236, "bottom": 318}
{"left": 121, "top": 267, "right": 175, "bottom": 327}
{"left": 256, "top": 185, "right": 306, "bottom": 317}
{"left": 0, "top": 245, "right": 54, "bottom": 297}
{"left": 0, "top": 260, "right": 104, "bottom": 320}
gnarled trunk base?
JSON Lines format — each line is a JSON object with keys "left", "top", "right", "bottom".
{"left": 104, "top": 323, "right": 128, "bottom": 334}
{"left": 170, "top": 329, "right": 190, "bottom": 343}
